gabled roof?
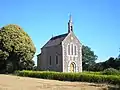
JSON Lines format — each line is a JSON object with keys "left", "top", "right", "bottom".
{"left": 42, "top": 33, "right": 68, "bottom": 48}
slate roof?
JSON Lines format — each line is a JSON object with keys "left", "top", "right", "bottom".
{"left": 42, "top": 33, "right": 68, "bottom": 48}
{"left": 50, "top": 33, "right": 68, "bottom": 40}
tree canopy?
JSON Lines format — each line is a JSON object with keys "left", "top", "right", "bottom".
{"left": 82, "top": 45, "right": 120, "bottom": 71}
{"left": 82, "top": 45, "right": 98, "bottom": 70}
{"left": 0, "top": 24, "right": 36, "bottom": 73}
{"left": 93, "top": 57, "right": 120, "bottom": 71}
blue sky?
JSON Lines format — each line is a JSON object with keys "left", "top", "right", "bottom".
{"left": 0, "top": 0, "right": 120, "bottom": 65}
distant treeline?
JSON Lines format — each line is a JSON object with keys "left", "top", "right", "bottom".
{"left": 84, "top": 57, "right": 120, "bottom": 71}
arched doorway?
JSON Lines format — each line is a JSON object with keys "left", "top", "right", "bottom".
{"left": 70, "top": 62, "right": 76, "bottom": 72}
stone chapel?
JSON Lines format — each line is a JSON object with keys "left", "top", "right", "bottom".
{"left": 37, "top": 15, "right": 82, "bottom": 72}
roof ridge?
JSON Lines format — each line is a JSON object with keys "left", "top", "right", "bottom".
{"left": 50, "top": 33, "right": 68, "bottom": 40}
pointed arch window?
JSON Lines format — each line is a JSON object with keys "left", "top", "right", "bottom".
{"left": 74, "top": 45, "right": 77, "bottom": 55}
{"left": 67, "top": 43, "right": 78, "bottom": 56}
{"left": 49, "top": 56, "right": 52, "bottom": 65}
{"left": 68, "top": 44, "right": 70, "bottom": 55}
{"left": 55, "top": 55, "right": 58, "bottom": 64}
{"left": 71, "top": 44, "right": 73, "bottom": 55}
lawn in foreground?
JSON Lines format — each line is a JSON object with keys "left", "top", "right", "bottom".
{"left": 0, "top": 74, "right": 111, "bottom": 90}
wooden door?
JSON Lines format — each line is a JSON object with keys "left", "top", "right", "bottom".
{"left": 70, "top": 63, "right": 74, "bottom": 72}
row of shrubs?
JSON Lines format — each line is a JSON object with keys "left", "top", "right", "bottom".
{"left": 102, "top": 68, "right": 120, "bottom": 75}
{"left": 83, "top": 68, "right": 120, "bottom": 75}
{"left": 14, "top": 69, "right": 120, "bottom": 85}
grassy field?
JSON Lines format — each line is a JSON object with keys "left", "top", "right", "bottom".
{"left": 0, "top": 74, "right": 111, "bottom": 90}
{"left": 0, "top": 70, "right": 120, "bottom": 90}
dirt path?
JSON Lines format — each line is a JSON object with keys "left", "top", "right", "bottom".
{"left": 0, "top": 74, "right": 108, "bottom": 90}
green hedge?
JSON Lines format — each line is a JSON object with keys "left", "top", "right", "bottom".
{"left": 102, "top": 68, "right": 120, "bottom": 75}
{"left": 14, "top": 70, "right": 120, "bottom": 85}
{"left": 83, "top": 71, "right": 102, "bottom": 75}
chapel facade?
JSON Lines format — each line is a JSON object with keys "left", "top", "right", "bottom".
{"left": 37, "top": 16, "right": 82, "bottom": 72}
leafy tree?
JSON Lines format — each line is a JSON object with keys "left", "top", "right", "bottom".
{"left": 0, "top": 24, "right": 36, "bottom": 73}
{"left": 103, "top": 57, "right": 120, "bottom": 70}
{"left": 104, "top": 57, "right": 115, "bottom": 69}
{"left": 82, "top": 45, "right": 98, "bottom": 70}
{"left": 90, "top": 62, "right": 104, "bottom": 71}
{"left": 90, "top": 57, "right": 120, "bottom": 71}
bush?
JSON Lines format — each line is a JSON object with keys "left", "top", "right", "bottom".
{"left": 14, "top": 70, "right": 120, "bottom": 85}
{"left": 102, "top": 68, "right": 120, "bottom": 75}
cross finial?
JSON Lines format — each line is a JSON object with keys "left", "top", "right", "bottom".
{"left": 69, "top": 14, "right": 72, "bottom": 22}
{"left": 52, "top": 34, "right": 53, "bottom": 38}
